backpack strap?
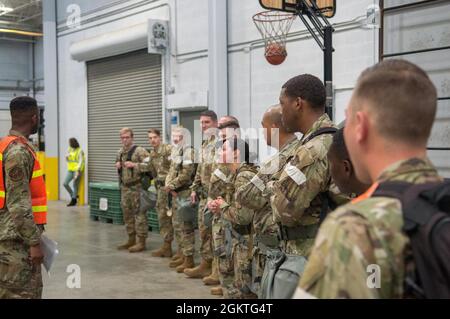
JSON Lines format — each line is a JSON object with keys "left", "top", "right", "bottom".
{"left": 126, "top": 145, "right": 138, "bottom": 162}
{"left": 302, "top": 127, "right": 338, "bottom": 145}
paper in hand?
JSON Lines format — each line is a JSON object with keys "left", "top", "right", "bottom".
{"left": 40, "top": 235, "right": 59, "bottom": 275}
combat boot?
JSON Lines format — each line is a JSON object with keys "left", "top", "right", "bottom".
{"left": 202, "top": 261, "right": 220, "bottom": 285}
{"left": 117, "top": 234, "right": 136, "bottom": 250}
{"left": 151, "top": 241, "right": 173, "bottom": 258}
{"left": 184, "top": 258, "right": 212, "bottom": 278}
{"left": 210, "top": 286, "right": 223, "bottom": 296}
{"left": 169, "top": 256, "right": 184, "bottom": 268}
{"left": 176, "top": 255, "right": 195, "bottom": 273}
{"left": 171, "top": 248, "right": 182, "bottom": 261}
{"left": 128, "top": 236, "right": 146, "bottom": 253}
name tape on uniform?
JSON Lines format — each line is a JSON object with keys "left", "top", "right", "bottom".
{"left": 284, "top": 163, "right": 307, "bottom": 186}
{"left": 213, "top": 169, "right": 228, "bottom": 182}
{"left": 251, "top": 175, "right": 266, "bottom": 192}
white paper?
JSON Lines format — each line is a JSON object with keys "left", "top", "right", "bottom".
{"left": 40, "top": 235, "right": 59, "bottom": 275}
{"left": 99, "top": 198, "right": 108, "bottom": 211}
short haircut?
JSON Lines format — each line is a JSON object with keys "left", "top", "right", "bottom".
{"left": 354, "top": 59, "right": 437, "bottom": 145}
{"left": 120, "top": 127, "right": 134, "bottom": 137}
{"left": 282, "top": 74, "right": 326, "bottom": 109}
{"left": 148, "top": 128, "right": 161, "bottom": 136}
{"left": 10, "top": 96, "right": 38, "bottom": 118}
{"left": 200, "top": 110, "right": 218, "bottom": 122}
{"left": 329, "top": 128, "right": 348, "bottom": 160}
{"left": 264, "top": 104, "right": 286, "bottom": 130}
{"left": 218, "top": 118, "right": 240, "bottom": 130}
{"left": 69, "top": 138, "right": 80, "bottom": 149}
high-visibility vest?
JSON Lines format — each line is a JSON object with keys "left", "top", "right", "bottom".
{"left": 0, "top": 135, "right": 47, "bottom": 225}
{"left": 67, "top": 147, "right": 83, "bottom": 172}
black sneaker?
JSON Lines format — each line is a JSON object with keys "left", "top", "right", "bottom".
{"left": 67, "top": 198, "right": 77, "bottom": 207}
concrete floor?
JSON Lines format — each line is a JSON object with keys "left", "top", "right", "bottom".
{"left": 42, "top": 201, "right": 218, "bottom": 299}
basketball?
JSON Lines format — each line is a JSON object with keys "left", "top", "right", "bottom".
{"left": 265, "top": 43, "right": 287, "bottom": 65}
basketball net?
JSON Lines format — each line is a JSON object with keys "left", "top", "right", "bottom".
{"left": 253, "top": 11, "right": 296, "bottom": 65}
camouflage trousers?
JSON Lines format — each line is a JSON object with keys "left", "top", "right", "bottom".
{"left": 121, "top": 185, "right": 148, "bottom": 239}
{"left": 251, "top": 248, "right": 266, "bottom": 297}
{"left": 198, "top": 198, "right": 213, "bottom": 262}
{"left": 230, "top": 238, "right": 256, "bottom": 299}
{"left": 156, "top": 187, "right": 174, "bottom": 243}
{"left": 173, "top": 190, "right": 195, "bottom": 257}
{"left": 212, "top": 217, "right": 234, "bottom": 298}
{"left": 0, "top": 241, "right": 42, "bottom": 299}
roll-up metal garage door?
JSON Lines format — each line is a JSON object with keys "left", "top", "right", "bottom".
{"left": 87, "top": 49, "right": 162, "bottom": 182}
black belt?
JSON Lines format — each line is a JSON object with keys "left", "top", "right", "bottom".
{"left": 279, "top": 224, "right": 319, "bottom": 241}
{"left": 233, "top": 224, "right": 251, "bottom": 236}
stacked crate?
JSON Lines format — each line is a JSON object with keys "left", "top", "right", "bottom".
{"left": 89, "top": 182, "right": 124, "bottom": 225}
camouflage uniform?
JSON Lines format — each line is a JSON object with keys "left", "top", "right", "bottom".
{"left": 297, "top": 158, "right": 442, "bottom": 299}
{"left": 221, "top": 163, "right": 258, "bottom": 299}
{"left": 165, "top": 145, "right": 197, "bottom": 257}
{"left": 236, "top": 136, "right": 300, "bottom": 295}
{"left": 270, "top": 114, "right": 337, "bottom": 256}
{"left": 208, "top": 164, "right": 234, "bottom": 295}
{"left": 191, "top": 135, "right": 216, "bottom": 262}
{"left": 0, "top": 130, "right": 43, "bottom": 299}
{"left": 149, "top": 144, "right": 173, "bottom": 243}
{"left": 116, "top": 145, "right": 150, "bottom": 239}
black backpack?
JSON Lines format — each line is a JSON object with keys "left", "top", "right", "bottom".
{"left": 373, "top": 180, "right": 450, "bottom": 299}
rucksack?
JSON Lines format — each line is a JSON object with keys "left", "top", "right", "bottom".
{"left": 373, "top": 180, "right": 450, "bottom": 299}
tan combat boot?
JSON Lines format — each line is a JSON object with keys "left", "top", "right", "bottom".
{"left": 117, "top": 234, "right": 136, "bottom": 250}
{"left": 169, "top": 256, "right": 184, "bottom": 268}
{"left": 184, "top": 258, "right": 212, "bottom": 278}
{"left": 171, "top": 248, "right": 182, "bottom": 261}
{"left": 176, "top": 255, "right": 195, "bottom": 273}
{"left": 202, "top": 260, "right": 220, "bottom": 285}
{"left": 128, "top": 236, "right": 146, "bottom": 253}
{"left": 210, "top": 286, "right": 223, "bottom": 296}
{"left": 151, "top": 241, "right": 173, "bottom": 258}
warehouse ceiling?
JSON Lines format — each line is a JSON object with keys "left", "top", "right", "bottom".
{"left": 0, "top": 0, "right": 42, "bottom": 35}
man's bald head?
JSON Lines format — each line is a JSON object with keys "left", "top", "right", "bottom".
{"left": 262, "top": 104, "right": 289, "bottom": 133}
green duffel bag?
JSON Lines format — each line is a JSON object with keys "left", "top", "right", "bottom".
{"left": 259, "top": 249, "right": 308, "bottom": 299}
{"left": 176, "top": 197, "right": 199, "bottom": 223}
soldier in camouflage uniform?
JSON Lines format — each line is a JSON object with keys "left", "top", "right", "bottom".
{"left": 164, "top": 127, "right": 197, "bottom": 273}
{"left": 185, "top": 111, "right": 218, "bottom": 279}
{"left": 146, "top": 129, "right": 174, "bottom": 258}
{"left": 0, "top": 97, "right": 44, "bottom": 299}
{"left": 210, "top": 137, "right": 258, "bottom": 299}
{"left": 270, "top": 74, "right": 338, "bottom": 256}
{"left": 208, "top": 116, "right": 241, "bottom": 296}
{"left": 295, "top": 60, "right": 441, "bottom": 299}
{"left": 236, "top": 105, "right": 300, "bottom": 296}
{"left": 115, "top": 128, "right": 150, "bottom": 253}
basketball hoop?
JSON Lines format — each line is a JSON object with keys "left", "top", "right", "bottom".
{"left": 253, "top": 11, "right": 296, "bottom": 65}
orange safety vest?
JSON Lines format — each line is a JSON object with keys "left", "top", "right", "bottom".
{"left": 0, "top": 135, "right": 47, "bottom": 225}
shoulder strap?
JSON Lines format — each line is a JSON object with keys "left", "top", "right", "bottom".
{"left": 373, "top": 181, "right": 448, "bottom": 232}
{"left": 126, "top": 145, "right": 138, "bottom": 162}
{"left": 302, "top": 127, "right": 337, "bottom": 145}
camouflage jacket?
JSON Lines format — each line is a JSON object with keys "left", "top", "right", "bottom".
{"left": 236, "top": 135, "right": 300, "bottom": 246}
{"left": 208, "top": 163, "right": 232, "bottom": 201}
{"left": 191, "top": 135, "right": 217, "bottom": 198}
{"left": 270, "top": 114, "right": 337, "bottom": 255}
{"left": 297, "top": 157, "right": 442, "bottom": 299}
{"left": 0, "top": 130, "right": 41, "bottom": 247}
{"left": 165, "top": 145, "right": 197, "bottom": 193}
{"left": 116, "top": 145, "right": 150, "bottom": 187}
{"left": 221, "top": 164, "right": 258, "bottom": 227}
{"left": 149, "top": 143, "right": 172, "bottom": 186}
